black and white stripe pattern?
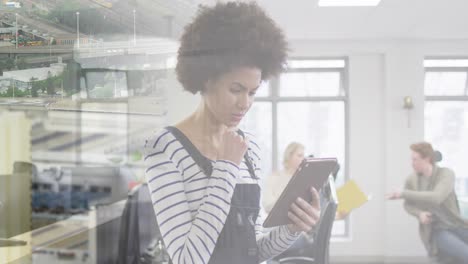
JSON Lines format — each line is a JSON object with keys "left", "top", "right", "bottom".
{"left": 144, "top": 128, "right": 299, "bottom": 264}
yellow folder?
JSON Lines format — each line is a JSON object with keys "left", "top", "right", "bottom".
{"left": 336, "top": 179, "right": 368, "bottom": 213}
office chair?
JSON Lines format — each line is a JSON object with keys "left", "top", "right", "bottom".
{"left": 434, "top": 150, "right": 442, "bottom": 163}
{"left": 118, "top": 183, "right": 163, "bottom": 264}
{"left": 278, "top": 178, "right": 338, "bottom": 264}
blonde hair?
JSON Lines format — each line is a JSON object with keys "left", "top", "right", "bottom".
{"left": 283, "top": 142, "right": 304, "bottom": 169}
{"left": 410, "top": 141, "right": 435, "bottom": 164}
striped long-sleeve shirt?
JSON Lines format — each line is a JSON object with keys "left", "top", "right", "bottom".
{"left": 144, "top": 128, "right": 299, "bottom": 264}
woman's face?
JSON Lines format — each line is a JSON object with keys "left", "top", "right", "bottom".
{"left": 203, "top": 67, "right": 261, "bottom": 128}
{"left": 288, "top": 147, "right": 305, "bottom": 172}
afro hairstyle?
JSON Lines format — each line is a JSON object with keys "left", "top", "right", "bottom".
{"left": 176, "top": 1, "right": 288, "bottom": 94}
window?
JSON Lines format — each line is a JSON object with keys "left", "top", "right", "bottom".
{"left": 424, "top": 59, "right": 468, "bottom": 217}
{"left": 240, "top": 59, "right": 348, "bottom": 236}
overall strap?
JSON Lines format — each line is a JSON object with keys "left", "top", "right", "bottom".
{"left": 236, "top": 129, "right": 257, "bottom": 180}
{"left": 166, "top": 126, "right": 257, "bottom": 179}
{"left": 166, "top": 126, "right": 213, "bottom": 176}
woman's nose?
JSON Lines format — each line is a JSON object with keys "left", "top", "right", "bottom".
{"left": 237, "top": 93, "right": 250, "bottom": 110}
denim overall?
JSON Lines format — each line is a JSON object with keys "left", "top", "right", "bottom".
{"left": 167, "top": 127, "right": 260, "bottom": 264}
{"left": 208, "top": 183, "right": 260, "bottom": 264}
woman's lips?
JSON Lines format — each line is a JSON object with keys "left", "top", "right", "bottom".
{"left": 232, "top": 114, "right": 244, "bottom": 121}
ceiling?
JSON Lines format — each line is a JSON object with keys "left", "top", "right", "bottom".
{"left": 194, "top": 0, "right": 468, "bottom": 40}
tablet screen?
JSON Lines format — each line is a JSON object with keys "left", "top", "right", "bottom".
{"left": 263, "top": 157, "right": 337, "bottom": 228}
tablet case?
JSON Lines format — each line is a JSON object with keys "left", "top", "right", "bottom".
{"left": 263, "top": 158, "right": 337, "bottom": 228}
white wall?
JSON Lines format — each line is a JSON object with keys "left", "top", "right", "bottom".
{"left": 382, "top": 48, "right": 426, "bottom": 259}
{"left": 164, "top": 39, "right": 468, "bottom": 259}
{"left": 344, "top": 53, "right": 386, "bottom": 258}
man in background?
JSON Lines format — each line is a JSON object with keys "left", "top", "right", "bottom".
{"left": 387, "top": 142, "right": 468, "bottom": 262}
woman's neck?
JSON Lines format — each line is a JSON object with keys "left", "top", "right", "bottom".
{"left": 194, "top": 103, "right": 227, "bottom": 139}
{"left": 178, "top": 102, "right": 227, "bottom": 146}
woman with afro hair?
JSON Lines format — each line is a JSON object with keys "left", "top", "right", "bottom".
{"left": 144, "top": 2, "right": 320, "bottom": 263}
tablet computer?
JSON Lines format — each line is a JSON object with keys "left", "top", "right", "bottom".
{"left": 263, "top": 157, "right": 338, "bottom": 228}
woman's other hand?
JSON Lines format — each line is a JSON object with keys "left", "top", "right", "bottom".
{"left": 287, "top": 187, "right": 321, "bottom": 233}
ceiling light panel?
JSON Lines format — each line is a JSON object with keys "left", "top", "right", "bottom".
{"left": 318, "top": 0, "right": 382, "bottom": 7}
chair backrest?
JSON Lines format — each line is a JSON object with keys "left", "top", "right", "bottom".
{"left": 313, "top": 178, "right": 338, "bottom": 264}
{"left": 434, "top": 150, "right": 442, "bottom": 162}
{"left": 117, "top": 183, "right": 161, "bottom": 264}
{"left": 312, "top": 196, "right": 337, "bottom": 264}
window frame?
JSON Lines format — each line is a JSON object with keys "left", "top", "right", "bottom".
{"left": 425, "top": 66, "right": 468, "bottom": 100}
{"left": 424, "top": 60, "right": 468, "bottom": 202}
